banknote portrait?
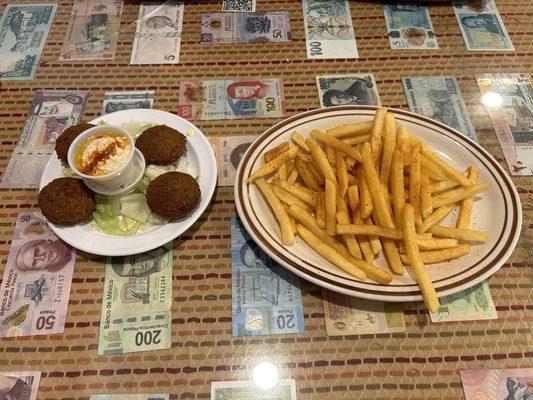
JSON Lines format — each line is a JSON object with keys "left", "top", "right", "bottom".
{"left": 229, "top": 142, "right": 252, "bottom": 170}
{"left": 504, "top": 376, "right": 533, "bottom": 399}
{"left": 111, "top": 246, "right": 170, "bottom": 278}
{"left": 0, "top": 374, "right": 33, "bottom": 400}
{"left": 14, "top": 239, "right": 72, "bottom": 272}
{"left": 238, "top": 239, "right": 274, "bottom": 269}
{"left": 461, "top": 15, "right": 501, "bottom": 34}
{"left": 226, "top": 81, "right": 270, "bottom": 100}
{"left": 144, "top": 15, "right": 175, "bottom": 29}
{"left": 321, "top": 77, "right": 378, "bottom": 107}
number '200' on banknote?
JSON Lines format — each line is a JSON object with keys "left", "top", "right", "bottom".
{"left": 382, "top": 3, "right": 438, "bottom": 49}
{"left": 302, "top": 0, "right": 358, "bottom": 59}
{"left": 0, "top": 4, "right": 57, "bottom": 81}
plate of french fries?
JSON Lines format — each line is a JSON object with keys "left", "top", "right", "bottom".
{"left": 235, "top": 106, "right": 521, "bottom": 310}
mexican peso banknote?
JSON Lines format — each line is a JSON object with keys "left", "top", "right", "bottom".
{"left": 98, "top": 243, "right": 173, "bottom": 355}
{"left": 477, "top": 73, "right": 533, "bottom": 176}
{"left": 231, "top": 218, "right": 304, "bottom": 336}
{"left": 209, "top": 135, "right": 258, "bottom": 186}
{"left": 211, "top": 380, "right": 296, "bottom": 400}
{"left": 60, "top": 0, "right": 123, "bottom": 61}
{"left": 102, "top": 90, "right": 154, "bottom": 115}
{"left": 91, "top": 395, "right": 169, "bottom": 400}
{"left": 0, "top": 371, "right": 41, "bottom": 400}
{"left": 201, "top": 12, "right": 291, "bottom": 44}
{"left": 382, "top": 3, "right": 438, "bottom": 49}
{"left": 0, "top": 212, "right": 75, "bottom": 337}
{"left": 178, "top": 78, "right": 285, "bottom": 120}
{"left": 316, "top": 74, "right": 380, "bottom": 107}
{"left": 131, "top": 2, "right": 184, "bottom": 65}
{"left": 460, "top": 367, "right": 533, "bottom": 400}
{"left": 402, "top": 76, "right": 478, "bottom": 142}
{"left": 302, "top": 0, "right": 358, "bottom": 59}
{"left": 0, "top": 4, "right": 57, "bottom": 81}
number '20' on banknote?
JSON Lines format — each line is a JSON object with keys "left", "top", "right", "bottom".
{"left": 460, "top": 367, "right": 533, "bottom": 400}
{"left": 231, "top": 218, "right": 304, "bottom": 336}
{"left": 316, "top": 74, "right": 380, "bottom": 108}
{"left": 453, "top": 0, "right": 514, "bottom": 52}
{"left": 201, "top": 12, "right": 291, "bottom": 44}
{"left": 178, "top": 79, "right": 286, "bottom": 120}
{"left": 382, "top": 3, "right": 438, "bottom": 49}
{"left": 0, "top": 3, "right": 57, "bottom": 81}
{"left": 0, "top": 371, "right": 41, "bottom": 400}
{"left": 0, "top": 212, "right": 75, "bottom": 337}
{"left": 302, "top": 0, "right": 358, "bottom": 59}
{"left": 402, "top": 76, "right": 479, "bottom": 142}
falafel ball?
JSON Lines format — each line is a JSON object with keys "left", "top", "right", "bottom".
{"left": 135, "top": 125, "right": 186, "bottom": 165}
{"left": 146, "top": 172, "right": 200, "bottom": 220}
{"left": 38, "top": 177, "right": 95, "bottom": 225}
{"left": 55, "top": 123, "right": 95, "bottom": 163}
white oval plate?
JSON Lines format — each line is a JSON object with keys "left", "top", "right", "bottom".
{"left": 40, "top": 109, "right": 217, "bottom": 256}
{"left": 234, "top": 106, "right": 522, "bottom": 302}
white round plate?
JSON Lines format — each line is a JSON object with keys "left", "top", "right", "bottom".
{"left": 234, "top": 106, "right": 522, "bottom": 302}
{"left": 40, "top": 109, "right": 217, "bottom": 256}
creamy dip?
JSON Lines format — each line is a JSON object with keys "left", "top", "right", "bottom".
{"left": 75, "top": 133, "right": 131, "bottom": 176}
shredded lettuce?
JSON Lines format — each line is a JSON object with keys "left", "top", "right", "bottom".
{"left": 95, "top": 196, "right": 121, "bottom": 217}
{"left": 121, "top": 121, "right": 155, "bottom": 140}
{"left": 120, "top": 193, "right": 150, "bottom": 223}
{"left": 93, "top": 211, "right": 140, "bottom": 236}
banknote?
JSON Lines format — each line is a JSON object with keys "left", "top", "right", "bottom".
{"left": 453, "top": 0, "right": 514, "bottom": 52}
{"left": 0, "top": 371, "right": 41, "bottom": 400}
{"left": 98, "top": 243, "right": 173, "bottom": 355}
{"left": 316, "top": 74, "right": 380, "bottom": 108}
{"left": 130, "top": 2, "right": 184, "bottom": 65}
{"left": 102, "top": 91, "right": 155, "bottom": 115}
{"left": 0, "top": 4, "right": 57, "bottom": 81}
{"left": 91, "top": 395, "right": 169, "bottom": 400}
{"left": 302, "top": 0, "right": 358, "bottom": 59}
{"left": 0, "top": 212, "right": 75, "bottom": 337}
{"left": 209, "top": 135, "right": 258, "bottom": 186}
{"left": 201, "top": 12, "right": 291, "bottom": 44}
{"left": 460, "top": 367, "right": 533, "bottom": 400}
{"left": 178, "top": 79, "right": 286, "bottom": 120}
{"left": 430, "top": 281, "right": 497, "bottom": 322}
{"left": 402, "top": 76, "right": 479, "bottom": 142}
{"left": 231, "top": 218, "right": 304, "bottom": 336}
{"left": 477, "top": 73, "right": 533, "bottom": 176}
{"left": 60, "top": 0, "right": 124, "bottom": 61}
{"left": 382, "top": 3, "right": 438, "bottom": 49}
{"left": 322, "top": 289, "right": 405, "bottom": 336}
{"left": 211, "top": 380, "right": 296, "bottom": 400}
{"left": 222, "top": 0, "right": 256, "bottom": 12}
{"left": 0, "top": 89, "right": 89, "bottom": 189}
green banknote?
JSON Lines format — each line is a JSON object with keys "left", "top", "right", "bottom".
{"left": 98, "top": 243, "right": 173, "bottom": 355}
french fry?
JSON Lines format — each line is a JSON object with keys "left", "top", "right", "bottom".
{"left": 379, "top": 112, "right": 396, "bottom": 186}
{"left": 358, "top": 167, "right": 373, "bottom": 219}
{"left": 365, "top": 216, "right": 383, "bottom": 255}
{"left": 420, "top": 144, "right": 473, "bottom": 187}
{"left": 400, "top": 244, "right": 470, "bottom": 264}
{"left": 420, "top": 155, "right": 446, "bottom": 181}
{"left": 409, "top": 143, "right": 422, "bottom": 223}
{"left": 307, "top": 160, "right": 325, "bottom": 185}
{"left": 345, "top": 157, "right": 356, "bottom": 171}
{"left": 296, "top": 224, "right": 366, "bottom": 280}
{"left": 429, "top": 179, "right": 459, "bottom": 194}
{"left": 348, "top": 173, "right": 357, "bottom": 185}
{"left": 420, "top": 170, "right": 433, "bottom": 219}
{"left": 271, "top": 184, "right": 313, "bottom": 212}
{"left": 278, "top": 162, "right": 288, "bottom": 181}
{"left": 292, "top": 131, "right": 310, "bottom": 152}
{"left": 256, "top": 178, "right": 294, "bottom": 245}
{"left": 347, "top": 185, "right": 360, "bottom": 213}
{"left": 354, "top": 208, "right": 375, "bottom": 264}
{"left": 288, "top": 166, "right": 299, "bottom": 183}
{"left": 249, "top": 146, "right": 300, "bottom": 181}
{"left": 315, "top": 192, "right": 326, "bottom": 229}
{"left": 432, "top": 183, "right": 490, "bottom": 209}
{"left": 307, "top": 138, "right": 337, "bottom": 182}
{"left": 278, "top": 180, "right": 316, "bottom": 207}
{"left": 337, "top": 198, "right": 363, "bottom": 259}
{"left": 397, "top": 125, "right": 411, "bottom": 166}
{"left": 325, "top": 178, "right": 336, "bottom": 236}
{"left": 417, "top": 203, "right": 455, "bottom": 234}
{"left": 342, "top": 135, "right": 370, "bottom": 146}
{"left": 370, "top": 108, "right": 387, "bottom": 164}
{"left": 326, "top": 120, "right": 373, "bottom": 138}
{"left": 391, "top": 148, "right": 405, "bottom": 227}
{"left": 402, "top": 204, "right": 440, "bottom": 313}
{"left": 336, "top": 151, "right": 349, "bottom": 198}
{"left": 416, "top": 238, "right": 459, "bottom": 251}
{"left": 309, "top": 130, "right": 362, "bottom": 162}
{"left": 361, "top": 142, "right": 404, "bottom": 275}
{"left": 265, "top": 141, "right": 290, "bottom": 162}
{"left": 282, "top": 203, "right": 297, "bottom": 235}
{"left": 295, "top": 156, "right": 321, "bottom": 190}
{"left": 326, "top": 145, "right": 336, "bottom": 166}
{"left": 337, "top": 224, "right": 402, "bottom": 240}
{"left": 428, "top": 225, "right": 488, "bottom": 243}
{"left": 456, "top": 166, "right": 479, "bottom": 228}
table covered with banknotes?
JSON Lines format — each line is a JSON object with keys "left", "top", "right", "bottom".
{"left": 0, "top": 0, "right": 531, "bottom": 400}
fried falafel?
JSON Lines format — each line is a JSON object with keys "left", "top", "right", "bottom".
{"left": 146, "top": 172, "right": 200, "bottom": 220}
{"left": 55, "top": 123, "right": 95, "bottom": 163}
{"left": 39, "top": 177, "right": 96, "bottom": 225}
{"left": 135, "top": 125, "right": 186, "bottom": 165}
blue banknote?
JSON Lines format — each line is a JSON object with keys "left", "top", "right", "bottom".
{"left": 402, "top": 76, "right": 479, "bottom": 142}
{"left": 231, "top": 218, "right": 305, "bottom": 336}
{"left": 453, "top": 0, "right": 514, "bottom": 51}
{"left": 382, "top": 3, "right": 438, "bottom": 49}
{"left": 0, "top": 4, "right": 57, "bottom": 81}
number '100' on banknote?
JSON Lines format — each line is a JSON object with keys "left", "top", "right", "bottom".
{"left": 460, "top": 367, "right": 533, "bottom": 400}
{"left": 302, "top": 0, "right": 358, "bottom": 59}
{"left": 231, "top": 218, "right": 304, "bottom": 336}
{"left": 0, "top": 4, "right": 57, "bottom": 81}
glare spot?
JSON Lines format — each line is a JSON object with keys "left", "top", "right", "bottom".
{"left": 481, "top": 92, "right": 503, "bottom": 108}
{"left": 252, "top": 361, "right": 279, "bottom": 389}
